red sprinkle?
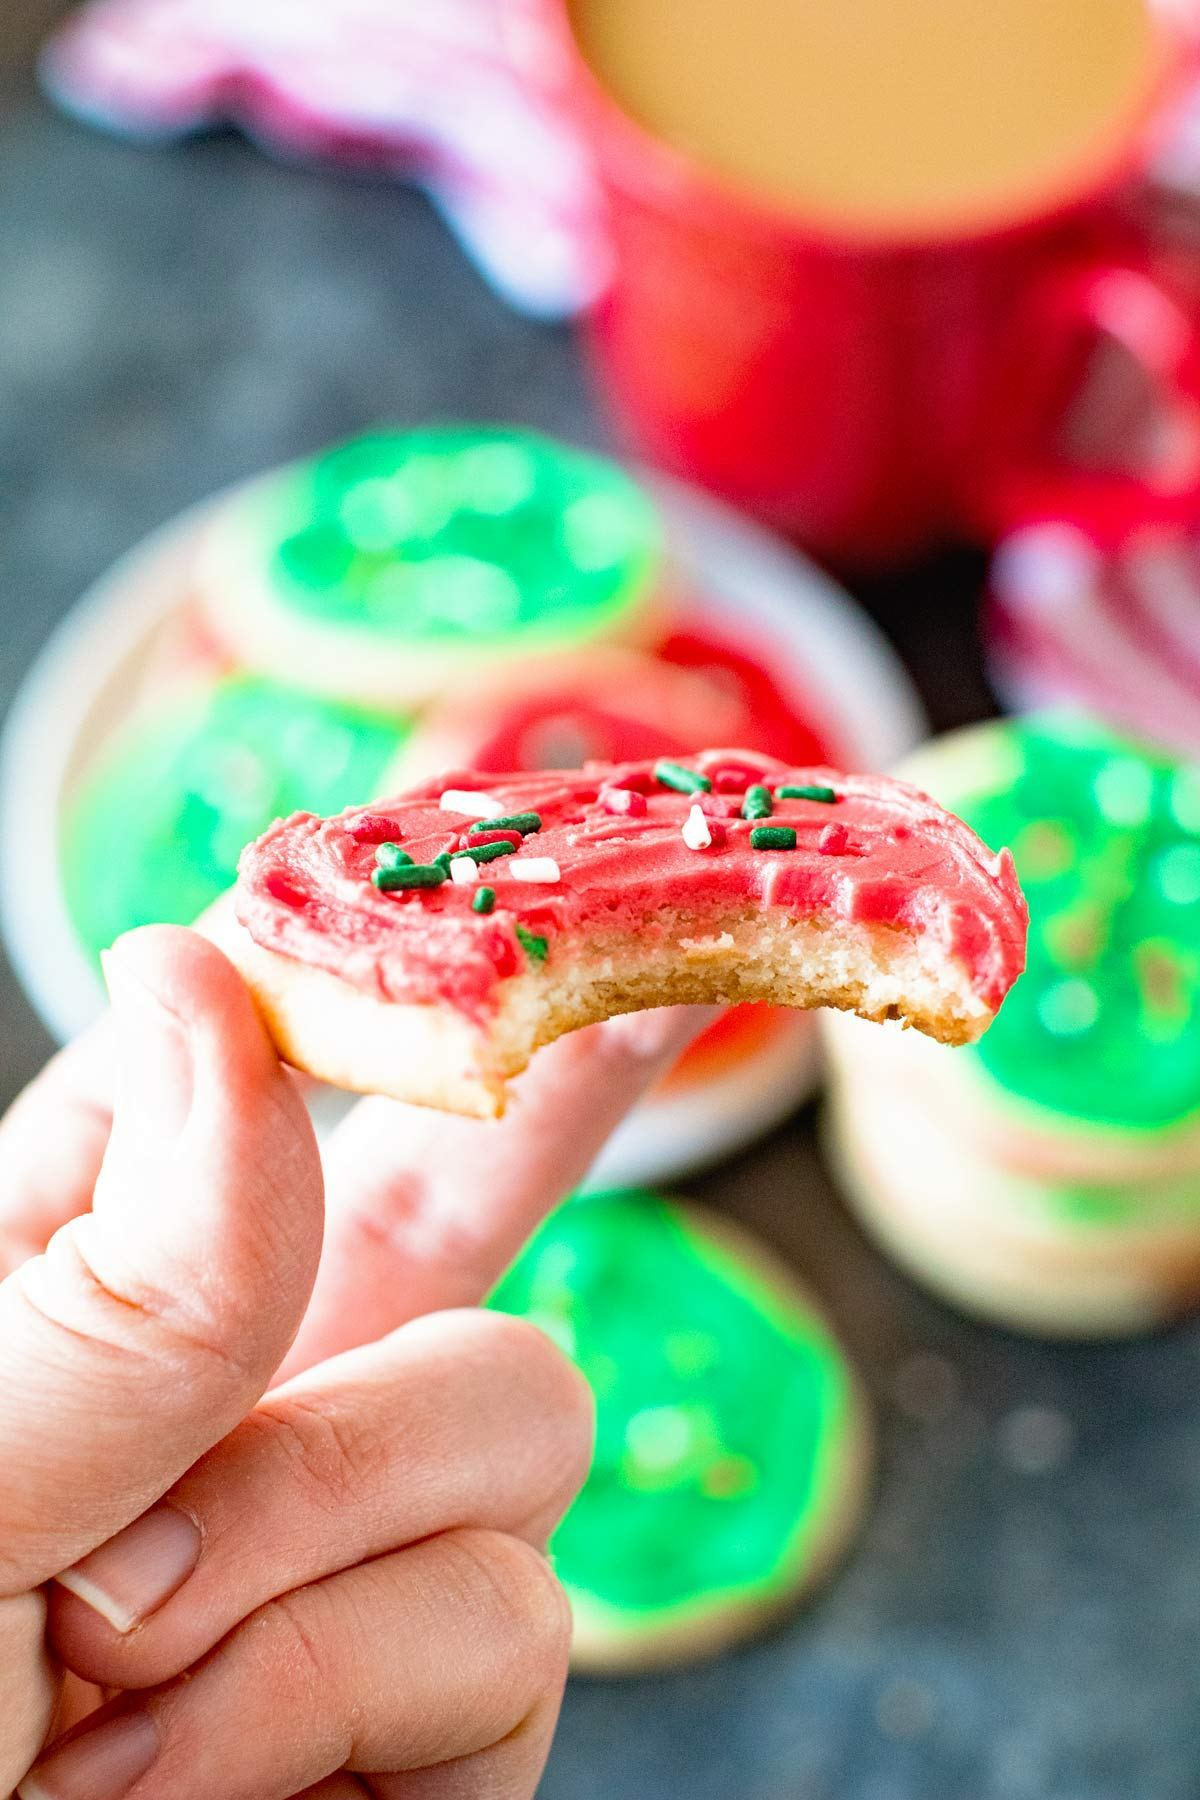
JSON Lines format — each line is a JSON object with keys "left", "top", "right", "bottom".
{"left": 599, "top": 786, "right": 647, "bottom": 817}
{"left": 345, "top": 812, "right": 404, "bottom": 843}
{"left": 697, "top": 792, "right": 738, "bottom": 819}
{"left": 709, "top": 758, "right": 773, "bottom": 794}
{"left": 818, "top": 823, "right": 850, "bottom": 856}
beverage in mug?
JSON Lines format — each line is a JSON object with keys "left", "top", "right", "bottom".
{"left": 559, "top": 0, "right": 1196, "bottom": 563}
{"left": 571, "top": 0, "right": 1163, "bottom": 232}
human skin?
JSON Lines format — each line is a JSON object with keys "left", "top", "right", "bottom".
{"left": 0, "top": 925, "right": 708, "bottom": 1800}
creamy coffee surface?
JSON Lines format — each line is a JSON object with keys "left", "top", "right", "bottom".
{"left": 569, "top": 0, "right": 1163, "bottom": 232}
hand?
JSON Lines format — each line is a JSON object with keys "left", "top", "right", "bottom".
{"left": 0, "top": 926, "right": 707, "bottom": 1800}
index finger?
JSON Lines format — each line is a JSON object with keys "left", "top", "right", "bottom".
{"left": 278, "top": 1005, "right": 714, "bottom": 1379}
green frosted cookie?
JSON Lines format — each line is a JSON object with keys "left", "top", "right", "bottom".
{"left": 961, "top": 717, "right": 1200, "bottom": 1133}
{"left": 195, "top": 426, "right": 663, "bottom": 708}
{"left": 833, "top": 715, "right": 1200, "bottom": 1167}
{"left": 823, "top": 715, "right": 1200, "bottom": 1331}
{"left": 488, "top": 1189, "right": 869, "bottom": 1672}
{"left": 64, "top": 675, "right": 409, "bottom": 958}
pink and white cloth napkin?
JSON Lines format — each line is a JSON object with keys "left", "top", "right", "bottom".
{"left": 40, "top": 0, "right": 607, "bottom": 319}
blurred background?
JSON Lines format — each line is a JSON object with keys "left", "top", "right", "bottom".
{"left": 6, "top": 2, "right": 1200, "bottom": 1796}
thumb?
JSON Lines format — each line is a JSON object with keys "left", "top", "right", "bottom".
{"left": 0, "top": 926, "right": 323, "bottom": 1597}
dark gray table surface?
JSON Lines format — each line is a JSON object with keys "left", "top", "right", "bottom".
{"left": 3, "top": 80, "right": 1199, "bottom": 1800}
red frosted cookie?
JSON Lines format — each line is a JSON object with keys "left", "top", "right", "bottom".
{"left": 396, "top": 622, "right": 834, "bottom": 781}
{"left": 209, "top": 750, "right": 1027, "bottom": 1116}
{"left": 394, "top": 647, "right": 747, "bottom": 781}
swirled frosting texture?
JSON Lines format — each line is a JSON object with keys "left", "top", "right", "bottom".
{"left": 235, "top": 749, "right": 1027, "bottom": 1022}
{"left": 952, "top": 718, "right": 1200, "bottom": 1131}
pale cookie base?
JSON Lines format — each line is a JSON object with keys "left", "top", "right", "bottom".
{"left": 202, "top": 895, "right": 995, "bottom": 1118}
{"left": 824, "top": 1080, "right": 1200, "bottom": 1338}
{"left": 562, "top": 1206, "right": 873, "bottom": 1676}
{"left": 823, "top": 1009, "right": 1200, "bottom": 1186}
{"left": 193, "top": 477, "right": 665, "bottom": 710}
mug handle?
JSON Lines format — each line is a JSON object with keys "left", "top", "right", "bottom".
{"left": 975, "top": 256, "right": 1200, "bottom": 544}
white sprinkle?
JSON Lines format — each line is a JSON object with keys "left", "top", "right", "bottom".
{"left": 681, "top": 804, "right": 712, "bottom": 850}
{"left": 439, "top": 789, "right": 500, "bottom": 819}
{"left": 449, "top": 856, "right": 481, "bottom": 885}
{"left": 988, "top": 851, "right": 1005, "bottom": 878}
{"left": 508, "top": 857, "right": 561, "bottom": 883}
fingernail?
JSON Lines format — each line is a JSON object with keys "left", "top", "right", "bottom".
{"left": 55, "top": 1504, "right": 202, "bottom": 1634}
{"left": 18, "top": 1709, "right": 159, "bottom": 1800}
{"left": 101, "top": 941, "right": 194, "bottom": 1144}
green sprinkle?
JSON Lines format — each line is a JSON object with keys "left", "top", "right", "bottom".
{"left": 516, "top": 923, "right": 549, "bottom": 962}
{"left": 433, "top": 852, "right": 452, "bottom": 872}
{"left": 653, "top": 759, "right": 712, "bottom": 795}
{"left": 461, "top": 839, "right": 519, "bottom": 864}
{"left": 742, "top": 785, "right": 773, "bottom": 821}
{"left": 776, "top": 784, "right": 837, "bottom": 803}
{"left": 472, "top": 886, "right": 496, "bottom": 914}
{"left": 371, "top": 863, "right": 447, "bottom": 890}
{"left": 470, "top": 811, "right": 542, "bottom": 836}
{"left": 374, "top": 842, "right": 413, "bottom": 870}
{"left": 750, "top": 826, "right": 798, "bottom": 851}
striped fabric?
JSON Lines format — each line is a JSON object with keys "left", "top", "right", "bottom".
{"left": 988, "top": 520, "right": 1200, "bottom": 755}
{"left": 39, "top": 0, "right": 607, "bottom": 318}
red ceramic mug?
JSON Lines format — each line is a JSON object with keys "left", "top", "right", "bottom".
{"left": 542, "top": 0, "right": 1200, "bottom": 567}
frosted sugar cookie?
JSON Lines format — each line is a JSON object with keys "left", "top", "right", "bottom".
{"left": 395, "top": 614, "right": 837, "bottom": 781}
{"left": 210, "top": 748, "right": 1027, "bottom": 1117}
{"left": 193, "top": 426, "right": 663, "bottom": 709}
{"left": 64, "top": 674, "right": 410, "bottom": 957}
{"left": 488, "top": 1188, "right": 871, "bottom": 1671}
{"left": 392, "top": 647, "right": 747, "bottom": 783}
{"left": 827, "top": 716, "right": 1200, "bottom": 1182}
{"left": 823, "top": 715, "right": 1200, "bottom": 1334}
{"left": 826, "top": 1077, "right": 1200, "bottom": 1336}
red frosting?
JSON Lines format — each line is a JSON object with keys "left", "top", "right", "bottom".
{"left": 235, "top": 750, "right": 1028, "bottom": 1021}
{"left": 656, "top": 624, "right": 832, "bottom": 763}
{"left": 418, "top": 624, "right": 835, "bottom": 775}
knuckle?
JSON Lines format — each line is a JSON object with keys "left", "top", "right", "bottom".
{"left": 246, "top": 1586, "right": 341, "bottom": 1718}
{"left": 445, "top": 1528, "right": 573, "bottom": 1690}
{"left": 15, "top": 1226, "right": 259, "bottom": 1396}
{"left": 256, "top": 1394, "right": 383, "bottom": 1518}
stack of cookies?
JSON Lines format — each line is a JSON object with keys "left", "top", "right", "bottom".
{"left": 824, "top": 714, "right": 1200, "bottom": 1337}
